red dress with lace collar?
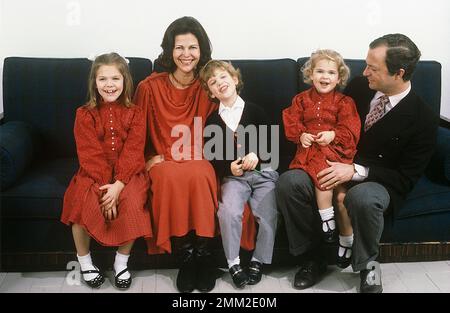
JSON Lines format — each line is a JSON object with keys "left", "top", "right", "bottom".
{"left": 283, "top": 88, "right": 361, "bottom": 189}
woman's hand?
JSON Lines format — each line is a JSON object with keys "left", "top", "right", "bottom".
{"left": 145, "top": 155, "right": 164, "bottom": 171}
{"left": 231, "top": 158, "right": 244, "bottom": 176}
{"left": 241, "top": 152, "right": 259, "bottom": 171}
{"left": 99, "top": 180, "right": 125, "bottom": 220}
{"left": 300, "top": 132, "right": 316, "bottom": 148}
{"left": 315, "top": 131, "right": 335, "bottom": 146}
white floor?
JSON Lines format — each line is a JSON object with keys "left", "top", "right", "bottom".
{"left": 1, "top": 261, "right": 450, "bottom": 293}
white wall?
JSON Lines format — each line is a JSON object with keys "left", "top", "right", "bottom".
{"left": 1, "top": 0, "right": 449, "bottom": 119}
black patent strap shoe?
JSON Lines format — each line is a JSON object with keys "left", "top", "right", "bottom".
{"left": 294, "top": 260, "right": 326, "bottom": 289}
{"left": 114, "top": 268, "right": 132, "bottom": 290}
{"left": 247, "top": 261, "right": 263, "bottom": 285}
{"left": 360, "top": 269, "right": 383, "bottom": 293}
{"left": 336, "top": 243, "right": 352, "bottom": 269}
{"left": 321, "top": 218, "right": 337, "bottom": 243}
{"left": 229, "top": 264, "right": 249, "bottom": 288}
{"left": 81, "top": 267, "right": 105, "bottom": 288}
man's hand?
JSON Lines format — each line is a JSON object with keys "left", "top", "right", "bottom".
{"left": 317, "top": 160, "right": 355, "bottom": 189}
{"left": 315, "top": 131, "right": 335, "bottom": 146}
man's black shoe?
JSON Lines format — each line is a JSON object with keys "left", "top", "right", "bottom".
{"left": 294, "top": 260, "right": 327, "bottom": 289}
{"left": 247, "top": 261, "right": 263, "bottom": 285}
{"left": 229, "top": 264, "right": 249, "bottom": 288}
{"left": 360, "top": 268, "right": 383, "bottom": 293}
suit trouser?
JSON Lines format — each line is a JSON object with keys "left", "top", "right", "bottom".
{"left": 218, "top": 170, "right": 279, "bottom": 264}
{"left": 276, "top": 169, "right": 390, "bottom": 272}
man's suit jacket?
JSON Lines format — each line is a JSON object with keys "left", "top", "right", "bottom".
{"left": 344, "top": 76, "right": 438, "bottom": 213}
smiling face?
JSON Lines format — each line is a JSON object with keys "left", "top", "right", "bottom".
{"left": 363, "top": 45, "right": 398, "bottom": 94}
{"left": 172, "top": 33, "right": 201, "bottom": 75}
{"left": 206, "top": 68, "right": 239, "bottom": 106}
{"left": 95, "top": 65, "right": 124, "bottom": 103}
{"left": 310, "top": 59, "right": 340, "bottom": 94}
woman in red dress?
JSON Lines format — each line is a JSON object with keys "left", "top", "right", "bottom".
{"left": 61, "top": 53, "right": 152, "bottom": 290}
{"left": 283, "top": 49, "right": 360, "bottom": 268}
{"left": 133, "top": 16, "right": 218, "bottom": 293}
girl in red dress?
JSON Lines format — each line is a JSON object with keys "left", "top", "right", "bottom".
{"left": 133, "top": 17, "right": 218, "bottom": 293}
{"left": 61, "top": 53, "right": 152, "bottom": 289}
{"left": 283, "top": 50, "right": 360, "bottom": 268}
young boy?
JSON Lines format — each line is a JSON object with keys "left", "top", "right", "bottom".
{"left": 200, "top": 60, "right": 278, "bottom": 288}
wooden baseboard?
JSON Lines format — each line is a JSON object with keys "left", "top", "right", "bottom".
{"left": 1, "top": 242, "right": 449, "bottom": 272}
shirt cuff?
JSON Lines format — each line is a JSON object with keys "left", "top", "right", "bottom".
{"left": 352, "top": 164, "right": 369, "bottom": 181}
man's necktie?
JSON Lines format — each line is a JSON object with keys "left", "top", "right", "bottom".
{"left": 364, "top": 95, "right": 389, "bottom": 132}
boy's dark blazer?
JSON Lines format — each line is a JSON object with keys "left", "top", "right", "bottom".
{"left": 344, "top": 76, "right": 438, "bottom": 213}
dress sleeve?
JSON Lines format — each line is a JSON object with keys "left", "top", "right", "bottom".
{"left": 74, "top": 108, "right": 113, "bottom": 185}
{"left": 133, "top": 80, "right": 156, "bottom": 160}
{"left": 114, "top": 106, "right": 146, "bottom": 184}
{"left": 332, "top": 96, "right": 361, "bottom": 159}
{"left": 282, "top": 94, "right": 307, "bottom": 144}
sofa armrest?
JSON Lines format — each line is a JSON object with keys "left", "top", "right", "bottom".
{"left": 425, "top": 126, "right": 450, "bottom": 184}
{"left": 0, "top": 121, "right": 40, "bottom": 190}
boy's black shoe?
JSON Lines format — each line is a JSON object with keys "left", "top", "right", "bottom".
{"left": 229, "top": 264, "right": 249, "bottom": 288}
{"left": 247, "top": 261, "right": 263, "bottom": 285}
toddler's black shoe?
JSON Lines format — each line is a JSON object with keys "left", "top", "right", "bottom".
{"left": 114, "top": 268, "right": 132, "bottom": 290}
{"left": 321, "top": 218, "right": 337, "bottom": 243}
{"left": 336, "top": 244, "right": 352, "bottom": 269}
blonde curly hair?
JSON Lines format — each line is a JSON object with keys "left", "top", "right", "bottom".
{"left": 301, "top": 49, "right": 350, "bottom": 88}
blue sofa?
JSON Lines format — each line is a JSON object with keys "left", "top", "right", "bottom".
{"left": 1, "top": 57, "right": 449, "bottom": 271}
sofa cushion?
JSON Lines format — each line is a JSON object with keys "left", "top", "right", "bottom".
{"left": 426, "top": 127, "right": 450, "bottom": 184}
{"left": 0, "top": 121, "right": 41, "bottom": 190}
{"left": 297, "top": 58, "right": 442, "bottom": 116}
{"left": 0, "top": 158, "right": 79, "bottom": 219}
{"left": 395, "top": 175, "right": 450, "bottom": 219}
{"left": 2, "top": 57, "right": 153, "bottom": 159}
{"left": 228, "top": 59, "right": 299, "bottom": 172}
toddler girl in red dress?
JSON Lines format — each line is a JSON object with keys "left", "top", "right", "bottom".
{"left": 283, "top": 49, "right": 360, "bottom": 267}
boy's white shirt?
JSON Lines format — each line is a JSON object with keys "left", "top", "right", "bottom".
{"left": 218, "top": 96, "right": 245, "bottom": 132}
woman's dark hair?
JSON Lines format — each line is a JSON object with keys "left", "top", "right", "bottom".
{"left": 369, "top": 33, "right": 421, "bottom": 81}
{"left": 156, "top": 16, "right": 212, "bottom": 76}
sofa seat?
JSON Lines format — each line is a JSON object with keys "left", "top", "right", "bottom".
{"left": 1, "top": 158, "right": 78, "bottom": 219}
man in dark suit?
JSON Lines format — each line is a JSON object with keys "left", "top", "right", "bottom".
{"left": 276, "top": 33, "right": 438, "bottom": 293}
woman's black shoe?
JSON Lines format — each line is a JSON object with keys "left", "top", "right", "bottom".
{"left": 176, "top": 251, "right": 196, "bottom": 293}
{"left": 229, "top": 264, "right": 249, "bottom": 288}
{"left": 247, "top": 261, "right": 263, "bottom": 285}
{"left": 336, "top": 243, "right": 352, "bottom": 269}
{"left": 81, "top": 267, "right": 105, "bottom": 288}
{"left": 195, "top": 253, "right": 216, "bottom": 292}
{"left": 114, "top": 268, "right": 132, "bottom": 289}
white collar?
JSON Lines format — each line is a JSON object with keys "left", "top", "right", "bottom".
{"left": 374, "top": 83, "right": 411, "bottom": 108}
{"left": 218, "top": 96, "right": 245, "bottom": 115}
